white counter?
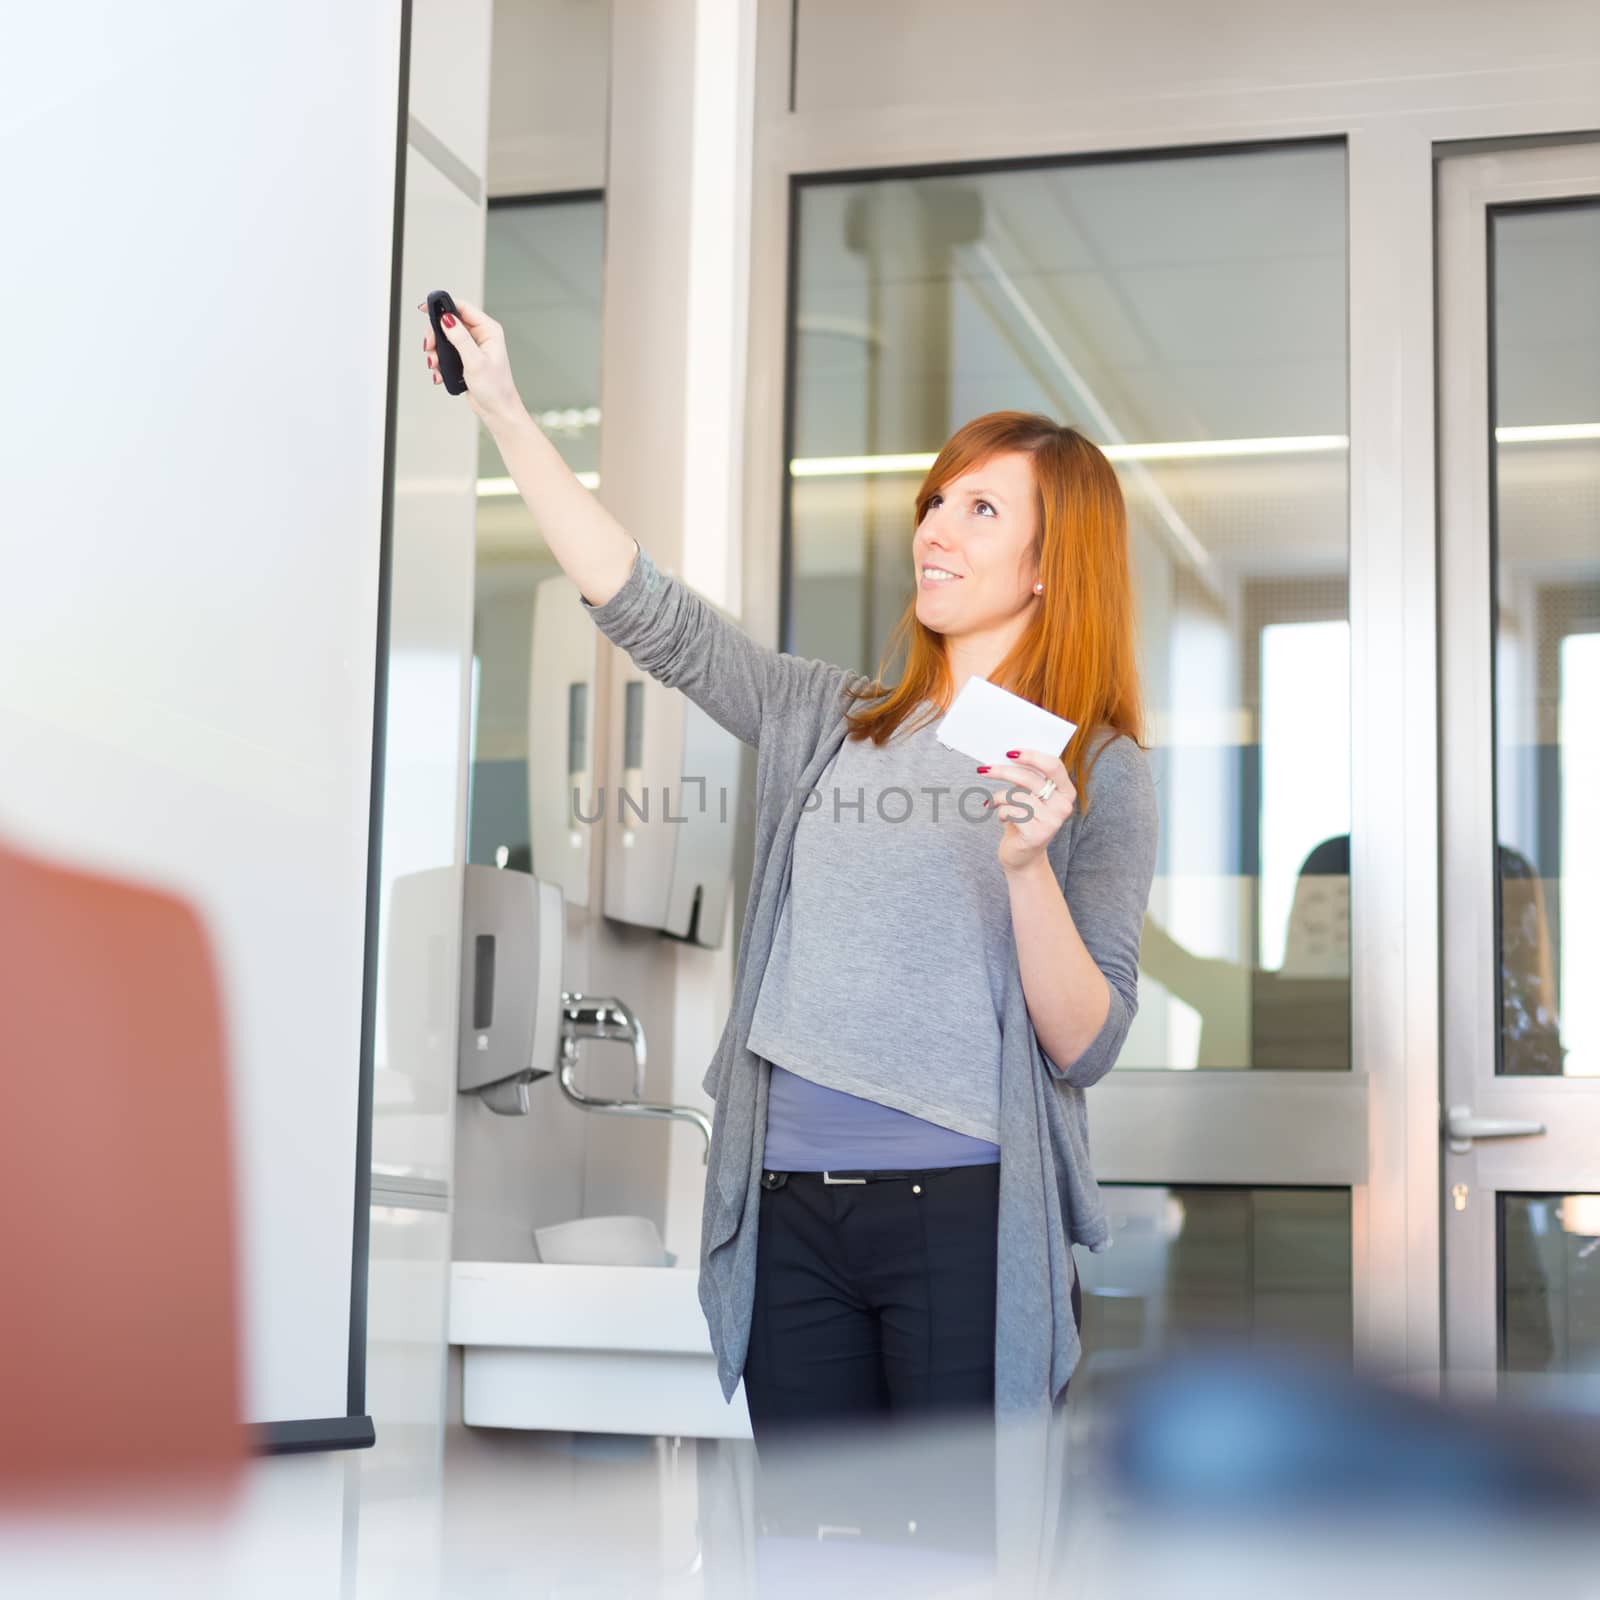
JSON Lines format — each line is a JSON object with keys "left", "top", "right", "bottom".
{"left": 448, "top": 1261, "right": 752, "bottom": 1439}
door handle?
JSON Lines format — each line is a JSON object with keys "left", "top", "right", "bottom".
{"left": 1444, "top": 1104, "right": 1547, "bottom": 1154}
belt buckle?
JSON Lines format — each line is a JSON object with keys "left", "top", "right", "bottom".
{"left": 822, "top": 1171, "right": 867, "bottom": 1185}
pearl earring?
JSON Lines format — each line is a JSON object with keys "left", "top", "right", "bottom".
{"left": 1033, "top": 582, "right": 1043, "bottom": 594}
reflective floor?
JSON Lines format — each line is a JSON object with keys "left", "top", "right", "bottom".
{"left": 7, "top": 1352, "right": 1600, "bottom": 1598}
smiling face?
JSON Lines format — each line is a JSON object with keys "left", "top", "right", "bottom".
{"left": 912, "top": 450, "right": 1043, "bottom": 649}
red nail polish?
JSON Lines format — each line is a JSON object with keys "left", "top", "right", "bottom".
{"left": 1006, "top": 750, "right": 1020, "bottom": 759}
{"left": 442, "top": 312, "right": 456, "bottom": 328}
{"left": 976, "top": 765, "right": 989, "bottom": 774}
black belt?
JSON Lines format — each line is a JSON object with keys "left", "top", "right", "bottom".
{"left": 761, "top": 1166, "right": 969, "bottom": 1190}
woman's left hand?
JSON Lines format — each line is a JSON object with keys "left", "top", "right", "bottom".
{"left": 978, "top": 748, "right": 1077, "bottom": 874}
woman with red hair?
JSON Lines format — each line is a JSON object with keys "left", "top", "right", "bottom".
{"left": 425, "top": 302, "right": 1158, "bottom": 1437}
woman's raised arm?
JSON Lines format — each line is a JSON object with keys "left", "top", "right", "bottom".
{"left": 425, "top": 297, "right": 636, "bottom": 608}
{"left": 424, "top": 297, "right": 858, "bottom": 748}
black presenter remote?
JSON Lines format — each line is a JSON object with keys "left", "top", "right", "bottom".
{"left": 426, "top": 289, "right": 468, "bottom": 396}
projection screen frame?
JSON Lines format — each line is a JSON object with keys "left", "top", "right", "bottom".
{"left": 253, "top": 0, "right": 412, "bottom": 1457}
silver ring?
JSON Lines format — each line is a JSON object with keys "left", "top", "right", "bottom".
{"left": 1037, "top": 778, "right": 1057, "bottom": 803}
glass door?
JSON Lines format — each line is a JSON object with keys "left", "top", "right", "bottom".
{"left": 1438, "top": 142, "right": 1600, "bottom": 1397}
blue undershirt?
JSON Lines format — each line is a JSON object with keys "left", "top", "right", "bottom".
{"left": 762, "top": 1063, "right": 1001, "bottom": 1171}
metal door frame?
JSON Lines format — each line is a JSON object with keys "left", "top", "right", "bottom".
{"left": 1437, "top": 141, "right": 1600, "bottom": 1394}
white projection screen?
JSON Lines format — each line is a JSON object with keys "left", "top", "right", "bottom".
{"left": 1, "top": 1, "right": 409, "bottom": 1441}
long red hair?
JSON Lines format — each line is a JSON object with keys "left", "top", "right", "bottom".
{"left": 841, "top": 411, "right": 1146, "bottom": 812}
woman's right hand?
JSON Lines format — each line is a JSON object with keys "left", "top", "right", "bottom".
{"left": 418, "top": 296, "right": 527, "bottom": 429}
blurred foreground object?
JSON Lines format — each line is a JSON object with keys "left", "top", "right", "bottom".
{"left": 0, "top": 837, "right": 245, "bottom": 1503}
{"left": 1108, "top": 1346, "right": 1600, "bottom": 1518}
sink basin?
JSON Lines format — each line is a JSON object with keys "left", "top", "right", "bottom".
{"left": 533, "top": 1214, "right": 673, "bottom": 1267}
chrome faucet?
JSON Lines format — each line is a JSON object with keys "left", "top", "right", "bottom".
{"left": 557, "top": 992, "right": 713, "bottom": 1162}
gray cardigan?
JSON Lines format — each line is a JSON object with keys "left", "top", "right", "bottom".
{"left": 581, "top": 541, "right": 1159, "bottom": 1416}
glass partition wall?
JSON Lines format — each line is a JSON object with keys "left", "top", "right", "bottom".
{"left": 782, "top": 144, "right": 1357, "bottom": 1384}
{"left": 787, "top": 145, "right": 1351, "bottom": 1073}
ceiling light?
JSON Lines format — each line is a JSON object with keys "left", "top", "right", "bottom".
{"left": 478, "top": 471, "right": 600, "bottom": 497}
{"left": 788, "top": 424, "right": 1598, "bottom": 477}
{"left": 1495, "top": 422, "right": 1600, "bottom": 444}
{"left": 789, "top": 437, "right": 1350, "bottom": 475}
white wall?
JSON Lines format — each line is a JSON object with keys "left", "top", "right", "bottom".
{"left": 790, "top": 0, "right": 1600, "bottom": 115}
{"left": 662, "top": 0, "right": 760, "bottom": 1264}
{"left": 488, "top": 0, "right": 611, "bottom": 195}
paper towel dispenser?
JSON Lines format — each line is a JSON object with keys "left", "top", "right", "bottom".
{"left": 602, "top": 655, "right": 747, "bottom": 948}
{"left": 384, "top": 865, "right": 462, "bottom": 1103}
{"left": 527, "top": 572, "right": 600, "bottom": 910}
{"left": 457, "top": 864, "right": 566, "bottom": 1115}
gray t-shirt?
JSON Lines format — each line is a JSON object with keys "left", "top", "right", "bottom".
{"left": 749, "top": 701, "right": 1018, "bottom": 1157}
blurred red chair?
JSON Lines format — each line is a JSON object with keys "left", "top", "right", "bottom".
{"left": 0, "top": 836, "right": 245, "bottom": 1502}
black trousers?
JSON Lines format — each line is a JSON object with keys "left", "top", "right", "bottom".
{"left": 741, "top": 1163, "right": 1083, "bottom": 1442}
